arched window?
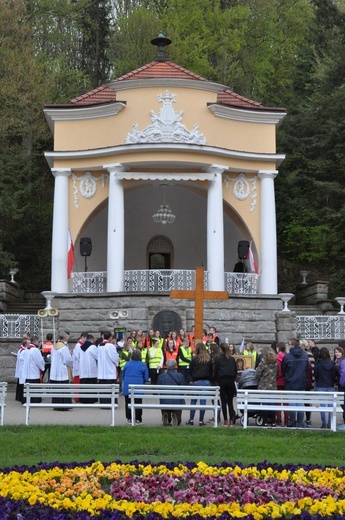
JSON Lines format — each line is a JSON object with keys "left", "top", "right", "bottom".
{"left": 147, "top": 235, "right": 174, "bottom": 269}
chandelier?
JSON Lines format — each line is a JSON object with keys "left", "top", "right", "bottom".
{"left": 152, "top": 185, "right": 176, "bottom": 225}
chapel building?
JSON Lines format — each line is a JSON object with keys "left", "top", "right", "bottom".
{"left": 44, "top": 34, "right": 286, "bottom": 300}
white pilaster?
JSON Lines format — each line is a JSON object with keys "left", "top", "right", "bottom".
{"left": 207, "top": 166, "right": 225, "bottom": 291}
{"left": 258, "top": 170, "right": 278, "bottom": 294}
{"left": 51, "top": 169, "right": 71, "bottom": 293}
{"left": 104, "top": 163, "right": 125, "bottom": 292}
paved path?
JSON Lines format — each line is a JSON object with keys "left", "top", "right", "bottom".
{"left": 3, "top": 389, "right": 327, "bottom": 429}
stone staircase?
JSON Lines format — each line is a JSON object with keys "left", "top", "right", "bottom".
{"left": 5, "top": 293, "right": 46, "bottom": 315}
{"left": 290, "top": 302, "right": 337, "bottom": 316}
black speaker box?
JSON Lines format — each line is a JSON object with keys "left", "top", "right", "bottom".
{"left": 238, "top": 240, "right": 250, "bottom": 259}
{"left": 80, "top": 237, "right": 92, "bottom": 257}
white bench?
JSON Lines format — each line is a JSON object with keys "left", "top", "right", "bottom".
{"left": 237, "top": 389, "right": 344, "bottom": 431}
{"left": 0, "top": 382, "right": 7, "bottom": 426}
{"left": 128, "top": 384, "right": 221, "bottom": 427}
{"left": 23, "top": 383, "right": 120, "bottom": 426}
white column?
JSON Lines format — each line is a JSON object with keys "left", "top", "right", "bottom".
{"left": 104, "top": 163, "right": 125, "bottom": 292}
{"left": 51, "top": 169, "right": 71, "bottom": 293}
{"left": 207, "top": 166, "right": 225, "bottom": 291}
{"left": 258, "top": 170, "right": 278, "bottom": 294}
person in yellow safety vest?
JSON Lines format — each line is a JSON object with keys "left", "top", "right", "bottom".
{"left": 128, "top": 330, "right": 138, "bottom": 347}
{"left": 153, "top": 330, "right": 164, "bottom": 349}
{"left": 148, "top": 338, "right": 164, "bottom": 384}
{"left": 137, "top": 339, "right": 148, "bottom": 364}
{"left": 243, "top": 341, "right": 258, "bottom": 365}
{"left": 177, "top": 337, "right": 193, "bottom": 384}
{"left": 119, "top": 341, "right": 132, "bottom": 389}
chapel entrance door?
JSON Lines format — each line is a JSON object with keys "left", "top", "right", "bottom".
{"left": 149, "top": 253, "right": 171, "bottom": 269}
{"left": 147, "top": 236, "right": 174, "bottom": 270}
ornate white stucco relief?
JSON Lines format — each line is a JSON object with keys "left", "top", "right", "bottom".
{"left": 223, "top": 173, "right": 257, "bottom": 212}
{"left": 125, "top": 90, "right": 207, "bottom": 145}
{"left": 72, "top": 171, "right": 109, "bottom": 208}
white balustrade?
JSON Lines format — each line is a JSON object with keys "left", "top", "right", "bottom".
{"left": 124, "top": 270, "right": 195, "bottom": 292}
{"left": 0, "top": 314, "right": 40, "bottom": 339}
{"left": 224, "top": 272, "right": 259, "bottom": 295}
{"left": 295, "top": 315, "right": 345, "bottom": 340}
{"left": 71, "top": 272, "right": 106, "bottom": 293}
{"left": 69, "top": 270, "right": 259, "bottom": 294}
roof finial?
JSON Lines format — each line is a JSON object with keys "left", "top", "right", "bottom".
{"left": 151, "top": 32, "right": 172, "bottom": 62}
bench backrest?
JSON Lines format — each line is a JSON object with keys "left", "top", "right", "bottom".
{"left": 0, "top": 382, "right": 7, "bottom": 426}
{"left": 237, "top": 389, "right": 343, "bottom": 407}
{"left": 128, "top": 384, "right": 219, "bottom": 399}
{"left": 24, "top": 383, "right": 120, "bottom": 399}
{"left": 0, "top": 382, "right": 6, "bottom": 401}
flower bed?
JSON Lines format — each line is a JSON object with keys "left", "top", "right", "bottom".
{"left": 1, "top": 460, "right": 345, "bottom": 519}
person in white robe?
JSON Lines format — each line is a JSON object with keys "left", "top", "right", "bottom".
{"left": 78, "top": 334, "right": 98, "bottom": 403}
{"left": 50, "top": 331, "right": 73, "bottom": 410}
{"left": 97, "top": 331, "right": 119, "bottom": 403}
{"left": 72, "top": 331, "right": 88, "bottom": 384}
{"left": 22, "top": 340, "right": 45, "bottom": 403}
{"left": 15, "top": 339, "right": 29, "bottom": 403}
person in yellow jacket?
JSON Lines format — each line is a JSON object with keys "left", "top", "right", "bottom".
{"left": 119, "top": 342, "right": 132, "bottom": 389}
{"left": 137, "top": 339, "right": 148, "bottom": 364}
{"left": 243, "top": 342, "right": 258, "bottom": 365}
{"left": 177, "top": 337, "right": 193, "bottom": 384}
{"left": 147, "top": 338, "right": 164, "bottom": 384}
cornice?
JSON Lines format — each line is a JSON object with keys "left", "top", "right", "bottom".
{"left": 44, "top": 102, "right": 126, "bottom": 133}
{"left": 107, "top": 78, "right": 226, "bottom": 93}
{"left": 44, "top": 143, "right": 285, "bottom": 169}
{"left": 114, "top": 171, "right": 216, "bottom": 181}
{"left": 207, "top": 104, "right": 287, "bottom": 126}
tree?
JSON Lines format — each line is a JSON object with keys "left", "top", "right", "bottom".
{"left": 0, "top": 0, "right": 53, "bottom": 287}
{"left": 275, "top": 0, "right": 345, "bottom": 291}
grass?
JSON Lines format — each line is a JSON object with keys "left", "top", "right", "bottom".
{"left": 1, "top": 426, "right": 345, "bottom": 469}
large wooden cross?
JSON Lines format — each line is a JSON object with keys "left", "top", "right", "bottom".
{"left": 170, "top": 267, "right": 228, "bottom": 344}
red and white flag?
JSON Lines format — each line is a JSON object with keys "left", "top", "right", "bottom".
{"left": 248, "top": 243, "right": 259, "bottom": 274}
{"left": 67, "top": 229, "right": 75, "bottom": 278}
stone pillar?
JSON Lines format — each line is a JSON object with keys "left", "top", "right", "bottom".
{"left": 276, "top": 311, "right": 297, "bottom": 343}
{"left": 51, "top": 169, "right": 71, "bottom": 293}
{"left": 207, "top": 166, "right": 225, "bottom": 291}
{"left": 258, "top": 170, "right": 278, "bottom": 294}
{"left": 104, "top": 163, "right": 125, "bottom": 292}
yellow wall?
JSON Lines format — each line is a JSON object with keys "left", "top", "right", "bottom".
{"left": 49, "top": 83, "right": 281, "bottom": 267}
{"left": 53, "top": 86, "right": 276, "bottom": 154}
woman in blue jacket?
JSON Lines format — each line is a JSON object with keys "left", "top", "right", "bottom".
{"left": 122, "top": 349, "right": 149, "bottom": 424}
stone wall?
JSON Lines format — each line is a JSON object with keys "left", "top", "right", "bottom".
{"left": 53, "top": 292, "right": 294, "bottom": 344}
{"left": 0, "top": 293, "right": 297, "bottom": 385}
{"left": 0, "top": 280, "right": 23, "bottom": 312}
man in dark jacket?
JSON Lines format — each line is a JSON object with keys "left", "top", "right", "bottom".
{"left": 282, "top": 338, "right": 309, "bottom": 428}
{"left": 157, "top": 359, "right": 186, "bottom": 426}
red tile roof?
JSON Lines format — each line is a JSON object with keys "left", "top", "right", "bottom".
{"left": 113, "top": 60, "right": 208, "bottom": 82}
{"left": 217, "top": 88, "right": 263, "bottom": 109}
{"left": 70, "top": 85, "right": 116, "bottom": 105}
{"left": 68, "top": 60, "right": 283, "bottom": 111}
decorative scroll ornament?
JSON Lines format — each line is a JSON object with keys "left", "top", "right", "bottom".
{"left": 223, "top": 173, "right": 257, "bottom": 212}
{"left": 126, "top": 90, "right": 207, "bottom": 145}
{"left": 72, "top": 172, "right": 109, "bottom": 208}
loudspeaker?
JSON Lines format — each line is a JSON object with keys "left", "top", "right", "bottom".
{"left": 80, "top": 237, "right": 92, "bottom": 257}
{"left": 238, "top": 240, "right": 250, "bottom": 259}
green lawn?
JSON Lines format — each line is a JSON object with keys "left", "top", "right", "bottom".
{"left": 1, "top": 426, "right": 344, "bottom": 468}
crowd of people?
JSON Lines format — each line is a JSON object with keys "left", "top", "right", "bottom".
{"left": 251, "top": 338, "right": 345, "bottom": 429}
{"left": 13, "top": 329, "right": 345, "bottom": 429}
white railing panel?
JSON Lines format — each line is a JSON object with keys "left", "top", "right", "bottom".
{"left": 69, "top": 270, "right": 259, "bottom": 294}
{"left": 296, "top": 315, "right": 345, "bottom": 340}
{"left": 71, "top": 272, "right": 106, "bottom": 293}
{"left": 124, "top": 270, "right": 195, "bottom": 292}
{"left": 224, "top": 272, "right": 259, "bottom": 294}
{"left": 0, "top": 314, "right": 40, "bottom": 339}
